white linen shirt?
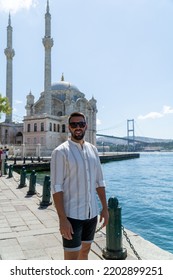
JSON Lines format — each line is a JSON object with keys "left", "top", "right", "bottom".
{"left": 51, "top": 139, "right": 106, "bottom": 220}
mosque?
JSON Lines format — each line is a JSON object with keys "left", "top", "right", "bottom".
{"left": 0, "top": 1, "right": 97, "bottom": 156}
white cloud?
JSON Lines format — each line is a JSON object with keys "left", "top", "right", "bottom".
{"left": 162, "top": 105, "right": 173, "bottom": 115}
{"left": 138, "top": 105, "right": 173, "bottom": 120}
{"left": 97, "top": 118, "right": 101, "bottom": 125}
{"left": 0, "top": 0, "right": 38, "bottom": 14}
{"left": 15, "top": 100, "right": 23, "bottom": 104}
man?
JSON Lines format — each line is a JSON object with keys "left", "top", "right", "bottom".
{"left": 51, "top": 112, "right": 109, "bottom": 260}
{"left": 0, "top": 147, "right": 3, "bottom": 177}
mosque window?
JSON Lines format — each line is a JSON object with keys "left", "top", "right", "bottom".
{"left": 57, "top": 124, "right": 60, "bottom": 132}
{"left": 49, "top": 123, "right": 52, "bottom": 131}
{"left": 41, "top": 123, "right": 44, "bottom": 131}
{"left": 27, "top": 124, "right": 31, "bottom": 132}
{"left": 57, "top": 111, "right": 62, "bottom": 116}
{"left": 5, "top": 129, "right": 8, "bottom": 143}
{"left": 34, "top": 123, "right": 37, "bottom": 132}
{"left": 62, "top": 124, "right": 66, "bottom": 133}
{"left": 54, "top": 123, "right": 56, "bottom": 132}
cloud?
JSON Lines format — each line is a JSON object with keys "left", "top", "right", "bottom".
{"left": 138, "top": 105, "right": 173, "bottom": 120}
{"left": 97, "top": 118, "right": 102, "bottom": 125}
{"left": 138, "top": 112, "right": 163, "bottom": 120}
{"left": 162, "top": 105, "right": 173, "bottom": 114}
{"left": 15, "top": 100, "right": 23, "bottom": 104}
{"left": 0, "top": 0, "right": 38, "bottom": 14}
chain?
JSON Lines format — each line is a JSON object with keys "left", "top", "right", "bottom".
{"left": 121, "top": 225, "right": 142, "bottom": 260}
{"left": 11, "top": 172, "right": 20, "bottom": 183}
{"left": 93, "top": 224, "right": 142, "bottom": 260}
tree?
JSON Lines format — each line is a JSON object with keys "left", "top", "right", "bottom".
{"left": 0, "top": 94, "right": 12, "bottom": 115}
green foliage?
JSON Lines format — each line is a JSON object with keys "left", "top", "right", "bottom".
{"left": 0, "top": 94, "right": 12, "bottom": 115}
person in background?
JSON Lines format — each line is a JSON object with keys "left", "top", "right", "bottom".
{"left": 0, "top": 147, "right": 3, "bottom": 176}
{"left": 51, "top": 112, "right": 109, "bottom": 260}
{"left": 4, "top": 146, "right": 9, "bottom": 159}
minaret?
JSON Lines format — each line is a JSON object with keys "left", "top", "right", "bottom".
{"left": 4, "top": 14, "right": 15, "bottom": 123}
{"left": 42, "top": 0, "right": 53, "bottom": 115}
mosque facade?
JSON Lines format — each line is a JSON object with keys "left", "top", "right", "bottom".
{"left": 0, "top": 1, "right": 97, "bottom": 156}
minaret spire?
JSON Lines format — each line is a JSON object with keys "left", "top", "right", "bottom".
{"left": 42, "top": 0, "right": 53, "bottom": 115}
{"left": 47, "top": 0, "right": 50, "bottom": 13}
{"left": 4, "top": 13, "right": 15, "bottom": 123}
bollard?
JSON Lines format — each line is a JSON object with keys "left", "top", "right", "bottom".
{"left": 40, "top": 175, "right": 52, "bottom": 207}
{"left": 4, "top": 160, "right": 8, "bottom": 175}
{"left": 102, "top": 197, "right": 127, "bottom": 260}
{"left": 27, "top": 170, "right": 37, "bottom": 195}
{"left": 18, "top": 167, "right": 27, "bottom": 188}
{"left": 8, "top": 165, "right": 13, "bottom": 178}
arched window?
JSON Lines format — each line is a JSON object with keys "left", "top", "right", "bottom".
{"left": 62, "top": 124, "right": 66, "bottom": 133}
{"left": 27, "top": 124, "right": 30, "bottom": 132}
{"left": 41, "top": 123, "right": 44, "bottom": 131}
{"left": 34, "top": 123, "right": 37, "bottom": 132}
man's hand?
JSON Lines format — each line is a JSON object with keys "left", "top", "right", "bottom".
{"left": 99, "top": 208, "right": 109, "bottom": 227}
{"left": 59, "top": 217, "right": 74, "bottom": 240}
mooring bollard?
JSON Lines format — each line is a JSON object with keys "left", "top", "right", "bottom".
{"left": 102, "top": 197, "right": 127, "bottom": 260}
{"left": 18, "top": 167, "right": 27, "bottom": 188}
{"left": 4, "top": 160, "right": 8, "bottom": 175}
{"left": 8, "top": 164, "right": 13, "bottom": 178}
{"left": 27, "top": 170, "right": 37, "bottom": 195}
{"left": 40, "top": 175, "right": 52, "bottom": 207}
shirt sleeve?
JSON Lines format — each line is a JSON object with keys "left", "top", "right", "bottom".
{"left": 50, "top": 148, "right": 66, "bottom": 194}
{"left": 92, "top": 145, "right": 106, "bottom": 188}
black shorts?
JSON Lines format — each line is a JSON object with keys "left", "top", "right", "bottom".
{"left": 63, "top": 216, "right": 98, "bottom": 252}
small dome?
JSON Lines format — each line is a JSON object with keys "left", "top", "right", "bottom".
{"left": 51, "top": 81, "right": 79, "bottom": 91}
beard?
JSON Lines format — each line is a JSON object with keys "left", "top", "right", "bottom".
{"left": 70, "top": 129, "right": 86, "bottom": 141}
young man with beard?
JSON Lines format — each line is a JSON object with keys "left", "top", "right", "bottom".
{"left": 51, "top": 112, "right": 109, "bottom": 260}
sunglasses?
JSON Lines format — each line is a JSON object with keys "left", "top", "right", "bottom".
{"left": 69, "top": 122, "right": 86, "bottom": 128}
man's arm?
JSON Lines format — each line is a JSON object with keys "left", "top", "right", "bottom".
{"left": 53, "top": 191, "right": 73, "bottom": 240}
{"left": 96, "top": 187, "right": 109, "bottom": 227}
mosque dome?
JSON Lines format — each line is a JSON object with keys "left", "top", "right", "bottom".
{"left": 51, "top": 81, "right": 79, "bottom": 91}
{"left": 51, "top": 74, "right": 80, "bottom": 92}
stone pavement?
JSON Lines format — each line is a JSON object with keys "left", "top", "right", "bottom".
{"left": 0, "top": 172, "right": 173, "bottom": 260}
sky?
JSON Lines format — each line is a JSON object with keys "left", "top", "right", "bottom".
{"left": 1, "top": 0, "right": 173, "bottom": 139}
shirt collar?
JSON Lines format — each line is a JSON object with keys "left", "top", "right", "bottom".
{"left": 68, "top": 139, "right": 86, "bottom": 149}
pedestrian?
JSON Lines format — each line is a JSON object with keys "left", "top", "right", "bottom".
{"left": 0, "top": 147, "right": 5, "bottom": 176}
{"left": 0, "top": 147, "right": 3, "bottom": 176}
{"left": 51, "top": 112, "right": 109, "bottom": 260}
{"left": 4, "top": 146, "right": 9, "bottom": 159}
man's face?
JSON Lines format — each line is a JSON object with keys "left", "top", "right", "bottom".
{"left": 68, "top": 116, "right": 87, "bottom": 141}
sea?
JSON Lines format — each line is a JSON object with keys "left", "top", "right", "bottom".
{"left": 36, "top": 152, "right": 173, "bottom": 254}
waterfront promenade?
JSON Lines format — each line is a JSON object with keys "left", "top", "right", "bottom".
{"left": 0, "top": 172, "right": 173, "bottom": 260}
{"left": 7, "top": 152, "right": 140, "bottom": 172}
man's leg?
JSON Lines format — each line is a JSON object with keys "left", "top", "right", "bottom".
{"left": 64, "top": 250, "right": 80, "bottom": 260}
{"left": 78, "top": 242, "right": 91, "bottom": 260}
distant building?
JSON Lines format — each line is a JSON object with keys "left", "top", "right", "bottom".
{"left": 0, "top": 1, "right": 97, "bottom": 156}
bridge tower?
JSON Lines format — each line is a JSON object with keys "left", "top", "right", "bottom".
{"left": 127, "top": 119, "right": 135, "bottom": 150}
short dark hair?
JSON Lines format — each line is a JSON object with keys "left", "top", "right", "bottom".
{"left": 68, "top": 112, "right": 86, "bottom": 124}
